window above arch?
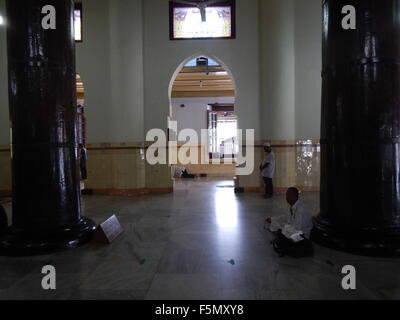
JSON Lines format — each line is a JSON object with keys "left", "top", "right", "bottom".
{"left": 184, "top": 57, "right": 220, "bottom": 67}
{"left": 74, "top": 3, "right": 83, "bottom": 42}
{"left": 169, "top": 0, "right": 236, "bottom": 40}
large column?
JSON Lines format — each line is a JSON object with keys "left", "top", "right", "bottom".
{"left": 0, "top": 0, "right": 95, "bottom": 256}
{"left": 312, "top": 0, "right": 400, "bottom": 256}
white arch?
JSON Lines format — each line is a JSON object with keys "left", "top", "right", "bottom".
{"left": 168, "top": 53, "right": 237, "bottom": 117}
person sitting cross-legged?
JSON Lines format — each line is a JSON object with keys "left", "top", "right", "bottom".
{"left": 265, "top": 187, "right": 314, "bottom": 258}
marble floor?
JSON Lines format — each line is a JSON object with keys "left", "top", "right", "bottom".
{"left": 1, "top": 178, "right": 400, "bottom": 300}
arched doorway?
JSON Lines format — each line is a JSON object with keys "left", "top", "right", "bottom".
{"left": 168, "top": 55, "right": 238, "bottom": 187}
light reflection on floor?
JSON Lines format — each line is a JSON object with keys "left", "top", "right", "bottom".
{"left": 214, "top": 180, "right": 242, "bottom": 262}
{"left": 215, "top": 183, "right": 238, "bottom": 229}
{"left": 1, "top": 177, "right": 400, "bottom": 300}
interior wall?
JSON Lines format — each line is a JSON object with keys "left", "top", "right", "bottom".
{"left": 143, "top": 0, "right": 261, "bottom": 140}
{"left": 259, "top": 0, "right": 322, "bottom": 141}
{"left": 75, "top": 0, "right": 111, "bottom": 143}
{"left": 0, "top": 0, "right": 322, "bottom": 144}
{"left": 0, "top": 0, "right": 144, "bottom": 145}
{"left": 259, "top": 0, "right": 296, "bottom": 141}
{"left": 294, "top": 0, "right": 322, "bottom": 140}
{"left": 77, "top": 0, "right": 144, "bottom": 143}
{"left": 108, "top": 0, "right": 144, "bottom": 142}
{"left": 171, "top": 97, "right": 235, "bottom": 142}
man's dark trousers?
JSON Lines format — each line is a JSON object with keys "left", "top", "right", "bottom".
{"left": 263, "top": 177, "right": 274, "bottom": 196}
{"left": 273, "top": 232, "right": 314, "bottom": 258}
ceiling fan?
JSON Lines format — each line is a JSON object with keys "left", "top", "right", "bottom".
{"left": 172, "top": 0, "right": 225, "bottom": 22}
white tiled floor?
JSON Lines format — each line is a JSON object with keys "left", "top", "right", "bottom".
{"left": 0, "top": 178, "right": 399, "bottom": 300}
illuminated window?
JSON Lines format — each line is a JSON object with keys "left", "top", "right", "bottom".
{"left": 208, "top": 105, "right": 238, "bottom": 159}
{"left": 170, "top": 1, "right": 236, "bottom": 40}
{"left": 74, "top": 3, "right": 82, "bottom": 42}
{"left": 184, "top": 57, "right": 220, "bottom": 66}
{"left": 0, "top": 15, "right": 4, "bottom": 26}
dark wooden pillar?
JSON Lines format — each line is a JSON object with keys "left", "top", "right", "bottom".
{"left": 312, "top": 0, "right": 400, "bottom": 256}
{"left": 0, "top": 0, "right": 95, "bottom": 256}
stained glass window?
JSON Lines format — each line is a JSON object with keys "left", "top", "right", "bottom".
{"left": 170, "top": 2, "right": 235, "bottom": 40}
{"left": 74, "top": 3, "right": 82, "bottom": 42}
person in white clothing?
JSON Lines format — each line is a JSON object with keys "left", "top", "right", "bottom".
{"left": 260, "top": 143, "right": 275, "bottom": 198}
{"left": 265, "top": 187, "right": 314, "bottom": 257}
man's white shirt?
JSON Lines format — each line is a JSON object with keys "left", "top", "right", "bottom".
{"left": 269, "top": 201, "right": 314, "bottom": 241}
{"left": 261, "top": 152, "right": 276, "bottom": 178}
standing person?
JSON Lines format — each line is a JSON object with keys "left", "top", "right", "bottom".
{"left": 79, "top": 144, "right": 88, "bottom": 180}
{"left": 265, "top": 187, "right": 314, "bottom": 258}
{"left": 260, "top": 143, "right": 276, "bottom": 198}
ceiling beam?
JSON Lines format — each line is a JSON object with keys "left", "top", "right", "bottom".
{"left": 172, "top": 86, "right": 236, "bottom": 92}
{"left": 171, "top": 91, "right": 235, "bottom": 98}
{"left": 180, "top": 66, "right": 225, "bottom": 73}
{"left": 173, "top": 80, "right": 234, "bottom": 87}
{"left": 175, "top": 74, "right": 232, "bottom": 81}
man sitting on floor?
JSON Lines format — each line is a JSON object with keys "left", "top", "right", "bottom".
{"left": 265, "top": 187, "right": 314, "bottom": 258}
{"left": 181, "top": 168, "right": 196, "bottom": 179}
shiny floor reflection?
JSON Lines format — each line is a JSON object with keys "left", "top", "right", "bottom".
{"left": 215, "top": 185, "right": 238, "bottom": 229}
{"left": 1, "top": 177, "right": 400, "bottom": 300}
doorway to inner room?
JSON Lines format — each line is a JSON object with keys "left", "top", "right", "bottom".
{"left": 169, "top": 55, "right": 238, "bottom": 192}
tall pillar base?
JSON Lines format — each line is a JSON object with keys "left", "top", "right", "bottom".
{"left": 312, "top": 217, "right": 400, "bottom": 257}
{"left": 0, "top": 217, "right": 96, "bottom": 257}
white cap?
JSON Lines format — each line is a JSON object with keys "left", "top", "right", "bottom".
{"left": 263, "top": 142, "right": 271, "bottom": 148}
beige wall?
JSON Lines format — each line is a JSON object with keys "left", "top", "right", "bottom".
{"left": 75, "top": 0, "right": 111, "bottom": 143}
{"left": 85, "top": 143, "right": 172, "bottom": 194}
{"left": 259, "top": 0, "right": 322, "bottom": 141}
{"left": 236, "top": 141, "right": 320, "bottom": 192}
{"left": 75, "top": 0, "right": 145, "bottom": 143}
{"left": 85, "top": 143, "right": 145, "bottom": 191}
{"left": 0, "top": 0, "right": 323, "bottom": 194}
{"left": 0, "top": 141, "right": 320, "bottom": 194}
{"left": 294, "top": 0, "right": 322, "bottom": 140}
{"left": 171, "top": 144, "right": 236, "bottom": 176}
{"left": 260, "top": 0, "right": 296, "bottom": 140}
